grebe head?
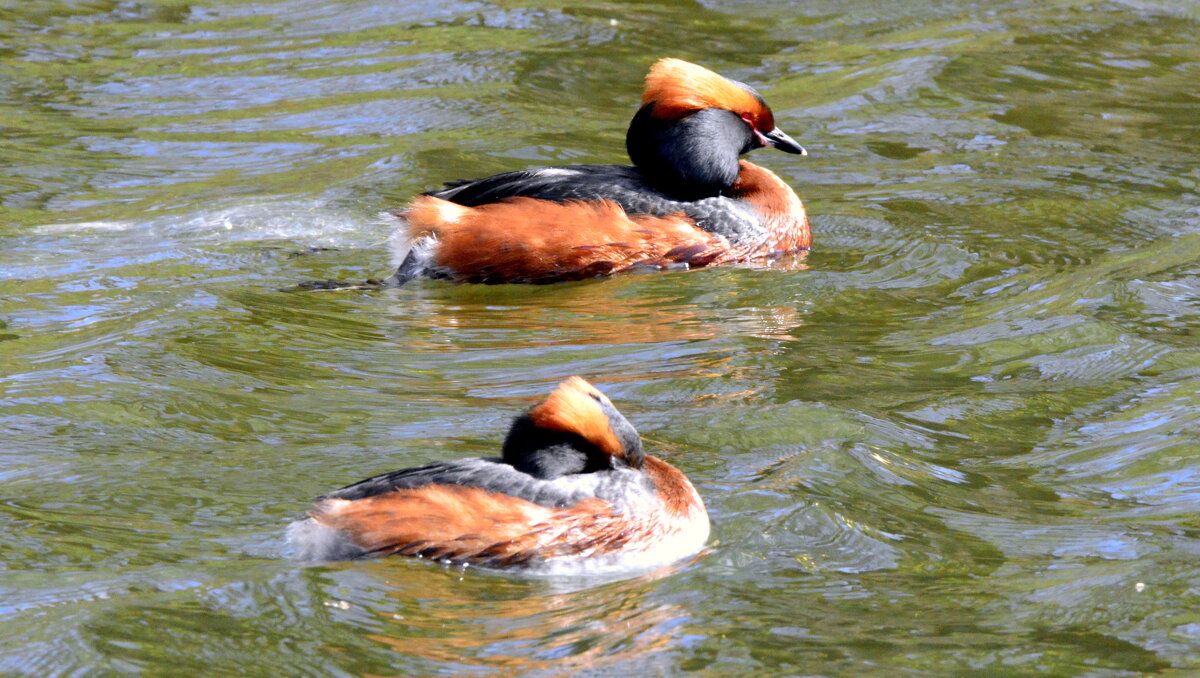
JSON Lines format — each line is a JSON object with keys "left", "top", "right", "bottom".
{"left": 502, "top": 376, "right": 644, "bottom": 479}
{"left": 626, "top": 58, "right": 805, "bottom": 199}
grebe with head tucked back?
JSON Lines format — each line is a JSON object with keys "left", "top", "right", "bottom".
{"left": 288, "top": 377, "right": 709, "bottom": 573}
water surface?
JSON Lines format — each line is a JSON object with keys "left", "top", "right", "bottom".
{"left": 2, "top": 0, "right": 1200, "bottom": 674}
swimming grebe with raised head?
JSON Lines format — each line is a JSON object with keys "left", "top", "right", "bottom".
{"left": 289, "top": 377, "right": 709, "bottom": 573}
{"left": 386, "top": 58, "right": 810, "bottom": 285}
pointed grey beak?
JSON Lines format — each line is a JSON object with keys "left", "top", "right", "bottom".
{"left": 764, "top": 128, "right": 807, "bottom": 156}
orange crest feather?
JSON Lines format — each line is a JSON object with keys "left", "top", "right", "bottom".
{"left": 642, "top": 58, "right": 772, "bottom": 126}
{"left": 528, "top": 377, "right": 623, "bottom": 459}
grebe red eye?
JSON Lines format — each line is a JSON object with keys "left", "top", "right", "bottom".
{"left": 740, "top": 112, "right": 754, "bottom": 123}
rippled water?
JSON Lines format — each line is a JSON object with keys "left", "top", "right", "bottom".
{"left": 3, "top": 0, "right": 1199, "bottom": 674}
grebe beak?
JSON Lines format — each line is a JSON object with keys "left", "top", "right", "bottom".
{"left": 764, "top": 128, "right": 807, "bottom": 156}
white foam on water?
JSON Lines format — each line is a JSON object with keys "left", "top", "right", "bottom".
{"left": 34, "top": 198, "right": 391, "bottom": 250}
{"left": 286, "top": 518, "right": 367, "bottom": 562}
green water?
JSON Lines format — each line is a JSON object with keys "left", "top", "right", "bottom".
{"left": 2, "top": 0, "right": 1199, "bottom": 674}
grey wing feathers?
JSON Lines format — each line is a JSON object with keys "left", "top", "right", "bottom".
{"left": 427, "top": 164, "right": 762, "bottom": 246}
{"left": 318, "top": 458, "right": 593, "bottom": 509}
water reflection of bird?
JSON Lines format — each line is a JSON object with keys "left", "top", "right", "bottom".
{"left": 289, "top": 377, "right": 709, "bottom": 572}
{"left": 389, "top": 275, "right": 804, "bottom": 349}
{"left": 385, "top": 58, "right": 810, "bottom": 285}
{"left": 362, "top": 569, "right": 688, "bottom": 673}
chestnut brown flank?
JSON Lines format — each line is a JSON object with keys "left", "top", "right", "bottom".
{"left": 409, "top": 195, "right": 733, "bottom": 283}
{"left": 314, "top": 485, "right": 645, "bottom": 565}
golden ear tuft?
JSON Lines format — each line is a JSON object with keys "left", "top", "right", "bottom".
{"left": 528, "top": 377, "right": 622, "bottom": 458}
{"left": 642, "top": 58, "right": 768, "bottom": 122}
